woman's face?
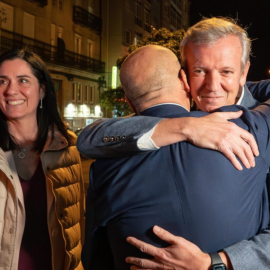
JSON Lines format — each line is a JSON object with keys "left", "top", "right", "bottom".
{"left": 0, "top": 58, "right": 44, "bottom": 122}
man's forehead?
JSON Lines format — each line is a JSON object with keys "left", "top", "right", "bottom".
{"left": 185, "top": 37, "right": 242, "bottom": 67}
{"left": 187, "top": 35, "right": 242, "bottom": 49}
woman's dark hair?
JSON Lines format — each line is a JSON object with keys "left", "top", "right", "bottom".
{"left": 0, "top": 47, "right": 72, "bottom": 152}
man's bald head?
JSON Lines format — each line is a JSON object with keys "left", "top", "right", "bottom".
{"left": 120, "top": 45, "right": 182, "bottom": 110}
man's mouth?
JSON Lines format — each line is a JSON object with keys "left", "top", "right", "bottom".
{"left": 201, "top": 96, "right": 222, "bottom": 102}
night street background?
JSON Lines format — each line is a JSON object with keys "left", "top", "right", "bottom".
{"left": 189, "top": 0, "right": 270, "bottom": 81}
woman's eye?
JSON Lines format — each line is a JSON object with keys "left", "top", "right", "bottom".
{"left": 0, "top": 79, "right": 7, "bottom": 86}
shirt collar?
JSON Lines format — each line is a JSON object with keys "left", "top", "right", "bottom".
{"left": 236, "top": 86, "right": 245, "bottom": 105}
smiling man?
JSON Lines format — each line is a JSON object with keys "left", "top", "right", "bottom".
{"left": 78, "top": 18, "right": 270, "bottom": 269}
{"left": 185, "top": 36, "right": 249, "bottom": 112}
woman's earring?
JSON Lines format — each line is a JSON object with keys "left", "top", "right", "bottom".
{"left": 40, "top": 98, "right": 43, "bottom": 109}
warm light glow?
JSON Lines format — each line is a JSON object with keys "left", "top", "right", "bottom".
{"left": 95, "top": 105, "right": 101, "bottom": 116}
{"left": 81, "top": 104, "right": 89, "bottom": 115}
{"left": 66, "top": 103, "right": 75, "bottom": 115}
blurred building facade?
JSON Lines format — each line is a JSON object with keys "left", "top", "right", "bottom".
{"left": 0, "top": 0, "right": 189, "bottom": 127}
{"left": 105, "top": 0, "right": 190, "bottom": 88}
{"left": 0, "top": 0, "right": 106, "bottom": 131}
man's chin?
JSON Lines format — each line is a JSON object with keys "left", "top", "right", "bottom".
{"left": 199, "top": 104, "right": 223, "bottom": 113}
{"left": 197, "top": 98, "right": 228, "bottom": 112}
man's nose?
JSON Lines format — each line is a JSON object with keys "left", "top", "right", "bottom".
{"left": 205, "top": 72, "right": 220, "bottom": 92}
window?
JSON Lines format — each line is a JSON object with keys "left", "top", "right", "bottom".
{"left": 84, "top": 85, "right": 89, "bottom": 104}
{"left": 170, "top": 6, "right": 181, "bottom": 29}
{"left": 0, "top": 2, "right": 13, "bottom": 31}
{"left": 134, "top": 31, "right": 142, "bottom": 45}
{"left": 72, "top": 83, "right": 76, "bottom": 102}
{"left": 135, "top": 1, "right": 142, "bottom": 27}
{"left": 88, "top": 6, "right": 93, "bottom": 13}
{"left": 72, "top": 83, "right": 83, "bottom": 103}
{"left": 165, "top": 4, "right": 169, "bottom": 16}
{"left": 77, "top": 83, "right": 82, "bottom": 103}
{"left": 59, "top": 0, "right": 63, "bottom": 10}
{"left": 84, "top": 85, "right": 95, "bottom": 104}
{"left": 172, "top": 0, "right": 182, "bottom": 7}
{"left": 51, "top": 23, "right": 56, "bottom": 46}
{"left": 90, "top": 86, "right": 95, "bottom": 104}
{"left": 144, "top": 9, "right": 150, "bottom": 33}
{"left": 124, "top": 30, "right": 131, "bottom": 45}
{"left": 23, "top": 12, "right": 35, "bottom": 39}
{"left": 75, "top": 34, "right": 82, "bottom": 54}
{"left": 87, "top": 40, "right": 93, "bottom": 58}
{"left": 58, "top": 26, "right": 63, "bottom": 38}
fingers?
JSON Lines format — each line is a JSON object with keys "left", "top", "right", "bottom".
{"left": 126, "top": 237, "right": 159, "bottom": 257}
{"left": 152, "top": 226, "right": 178, "bottom": 245}
{"left": 126, "top": 257, "right": 168, "bottom": 270}
{"left": 230, "top": 144, "right": 253, "bottom": 169}
{"left": 210, "top": 113, "right": 259, "bottom": 170}
{"left": 219, "top": 147, "right": 243, "bottom": 170}
{"left": 126, "top": 226, "right": 179, "bottom": 255}
{"left": 240, "top": 130, "right": 259, "bottom": 157}
{"left": 237, "top": 132, "right": 258, "bottom": 167}
{"left": 214, "top": 111, "right": 259, "bottom": 163}
{"left": 217, "top": 127, "right": 257, "bottom": 170}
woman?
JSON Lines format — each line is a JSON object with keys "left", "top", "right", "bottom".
{"left": 0, "top": 48, "right": 85, "bottom": 270}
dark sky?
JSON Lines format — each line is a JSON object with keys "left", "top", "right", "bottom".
{"left": 189, "top": 0, "right": 270, "bottom": 81}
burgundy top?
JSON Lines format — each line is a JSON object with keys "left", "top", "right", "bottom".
{"left": 18, "top": 161, "right": 52, "bottom": 270}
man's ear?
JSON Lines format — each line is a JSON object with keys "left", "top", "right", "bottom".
{"left": 180, "top": 69, "right": 190, "bottom": 93}
{"left": 125, "top": 94, "right": 137, "bottom": 114}
{"left": 39, "top": 84, "right": 46, "bottom": 99}
{"left": 240, "top": 61, "right": 250, "bottom": 87}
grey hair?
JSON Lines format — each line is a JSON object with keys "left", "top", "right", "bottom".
{"left": 180, "top": 17, "right": 251, "bottom": 72}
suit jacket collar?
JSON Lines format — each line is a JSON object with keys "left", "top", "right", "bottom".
{"left": 140, "top": 104, "right": 189, "bottom": 118}
{"left": 240, "top": 84, "right": 260, "bottom": 109}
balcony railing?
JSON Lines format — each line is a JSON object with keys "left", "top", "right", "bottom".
{"left": 73, "top": 6, "right": 102, "bottom": 35}
{"left": 0, "top": 29, "right": 105, "bottom": 73}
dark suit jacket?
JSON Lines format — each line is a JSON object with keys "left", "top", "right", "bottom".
{"left": 82, "top": 102, "right": 270, "bottom": 270}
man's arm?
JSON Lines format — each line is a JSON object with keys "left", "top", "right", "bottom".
{"left": 126, "top": 226, "right": 270, "bottom": 270}
{"left": 77, "top": 116, "right": 162, "bottom": 158}
{"left": 77, "top": 111, "right": 259, "bottom": 170}
{"left": 126, "top": 225, "right": 270, "bottom": 270}
{"left": 223, "top": 228, "right": 270, "bottom": 270}
{"left": 125, "top": 226, "right": 233, "bottom": 270}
